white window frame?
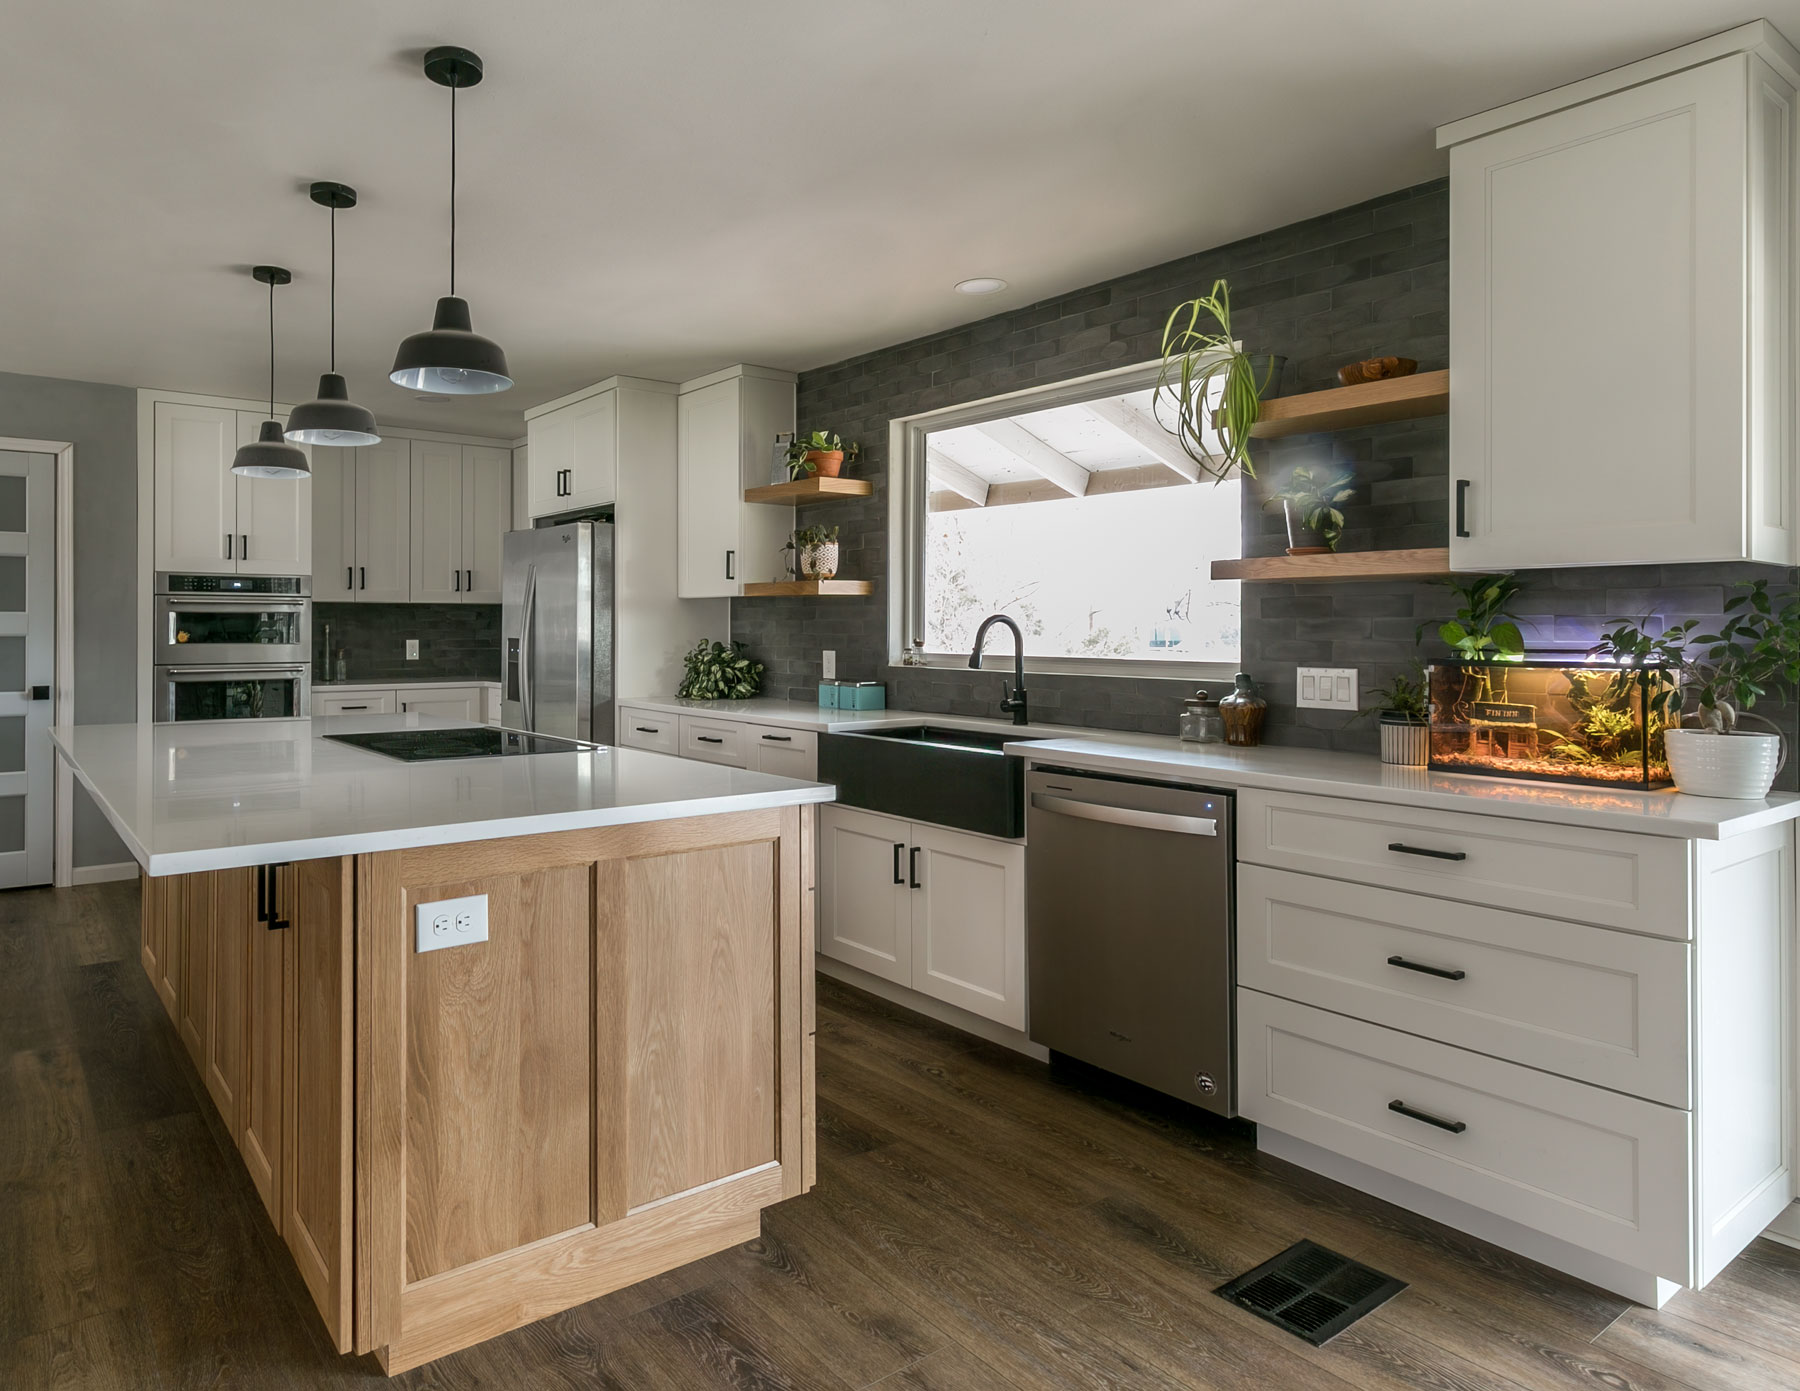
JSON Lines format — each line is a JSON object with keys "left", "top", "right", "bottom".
{"left": 888, "top": 355, "right": 1241, "bottom": 680}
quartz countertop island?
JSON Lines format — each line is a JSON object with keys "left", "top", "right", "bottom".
{"left": 59, "top": 713, "right": 826, "bottom": 1373}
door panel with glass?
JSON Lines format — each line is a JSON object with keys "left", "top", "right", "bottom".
{"left": 0, "top": 451, "right": 55, "bottom": 886}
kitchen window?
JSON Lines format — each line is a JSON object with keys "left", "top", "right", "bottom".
{"left": 894, "top": 361, "right": 1241, "bottom": 675}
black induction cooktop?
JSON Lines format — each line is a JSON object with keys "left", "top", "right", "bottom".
{"left": 324, "top": 727, "right": 603, "bottom": 762}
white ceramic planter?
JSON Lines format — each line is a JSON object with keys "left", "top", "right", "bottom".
{"left": 1664, "top": 727, "right": 1782, "bottom": 799}
{"left": 1379, "top": 717, "right": 1429, "bottom": 767}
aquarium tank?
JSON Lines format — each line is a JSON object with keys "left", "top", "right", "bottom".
{"left": 1426, "top": 659, "right": 1675, "bottom": 791}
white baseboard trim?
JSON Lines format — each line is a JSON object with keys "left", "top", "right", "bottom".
{"left": 71, "top": 861, "right": 139, "bottom": 886}
{"left": 1257, "top": 1127, "right": 1681, "bottom": 1308}
{"left": 817, "top": 957, "right": 1049, "bottom": 1061}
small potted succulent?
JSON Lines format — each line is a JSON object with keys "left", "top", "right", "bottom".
{"left": 676, "top": 638, "right": 764, "bottom": 701}
{"left": 794, "top": 524, "right": 841, "bottom": 580}
{"left": 786, "top": 430, "right": 861, "bottom": 480}
{"left": 1263, "top": 464, "right": 1355, "bottom": 553}
{"left": 1590, "top": 580, "right": 1799, "bottom": 799}
{"left": 1361, "top": 665, "right": 1431, "bottom": 766}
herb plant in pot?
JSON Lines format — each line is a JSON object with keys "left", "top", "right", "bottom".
{"left": 794, "top": 525, "right": 840, "bottom": 580}
{"left": 1590, "top": 581, "right": 1798, "bottom": 799}
{"left": 786, "top": 431, "right": 861, "bottom": 480}
{"left": 676, "top": 638, "right": 765, "bottom": 701}
{"left": 1362, "top": 665, "right": 1431, "bottom": 766}
{"left": 1265, "top": 464, "right": 1355, "bottom": 554}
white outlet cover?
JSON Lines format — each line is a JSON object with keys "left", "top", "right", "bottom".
{"left": 406, "top": 639, "right": 420, "bottom": 660}
{"left": 1297, "top": 666, "right": 1359, "bottom": 711}
{"left": 822, "top": 649, "right": 837, "bottom": 680}
{"left": 415, "top": 893, "right": 489, "bottom": 953}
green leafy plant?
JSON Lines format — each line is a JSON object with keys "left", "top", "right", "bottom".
{"left": 1590, "top": 580, "right": 1800, "bottom": 731}
{"left": 1265, "top": 465, "right": 1356, "bottom": 551}
{"left": 794, "top": 524, "right": 839, "bottom": 549}
{"left": 785, "top": 431, "right": 861, "bottom": 479}
{"left": 676, "top": 638, "right": 765, "bottom": 701}
{"left": 1425, "top": 575, "right": 1526, "bottom": 660}
{"left": 1359, "top": 664, "right": 1430, "bottom": 722}
{"left": 1153, "top": 279, "right": 1275, "bottom": 482}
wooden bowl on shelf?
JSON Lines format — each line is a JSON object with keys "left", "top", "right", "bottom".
{"left": 1337, "top": 356, "right": 1418, "bottom": 386}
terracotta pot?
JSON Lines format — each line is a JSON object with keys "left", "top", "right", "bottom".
{"left": 806, "top": 450, "right": 845, "bottom": 478}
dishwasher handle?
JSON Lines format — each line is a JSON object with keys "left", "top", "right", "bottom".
{"left": 1031, "top": 792, "right": 1217, "bottom": 837}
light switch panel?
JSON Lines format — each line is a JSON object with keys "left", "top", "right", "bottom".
{"left": 1297, "top": 666, "right": 1359, "bottom": 711}
{"left": 405, "top": 639, "right": 420, "bottom": 660}
{"left": 822, "top": 649, "right": 837, "bottom": 680}
{"left": 415, "top": 893, "right": 489, "bottom": 953}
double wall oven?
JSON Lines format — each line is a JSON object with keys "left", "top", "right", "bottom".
{"left": 154, "top": 573, "right": 311, "bottom": 722}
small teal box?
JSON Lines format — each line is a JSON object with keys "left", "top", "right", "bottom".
{"left": 817, "top": 682, "right": 840, "bottom": 708}
{"left": 838, "top": 681, "right": 887, "bottom": 711}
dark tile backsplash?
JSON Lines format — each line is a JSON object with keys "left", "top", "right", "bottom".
{"left": 313, "top": 603, "right": 500, "bottom": 683}
{"left": 730, "top": 175, "right": 1799, "bottom": 789}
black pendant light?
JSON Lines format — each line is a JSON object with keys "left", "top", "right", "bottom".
{"left": 390, "top": 46, "right": 512, "bottom": 395}
{"left": 286, "top": 182, "right": 381, "bottom": 446}
{"left": 232, "top": 267, "right": 312, "bottom": 479}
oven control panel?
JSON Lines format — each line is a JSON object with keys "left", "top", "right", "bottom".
{"left": 157, "top": 573, "right": 310, "bottom": 596}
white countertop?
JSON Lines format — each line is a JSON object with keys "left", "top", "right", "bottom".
{"left": 317, "top": 676, "right": 500, "bottom": 689}
{"left": 53, "top": 714, "right": 835, "bottom": 876}
{"left": 1003, "top": 735, "right": 1800, "bottom": 840}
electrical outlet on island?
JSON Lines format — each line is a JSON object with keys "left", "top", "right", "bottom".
{"left": 406, "top": 639, "right": 420, "bottom": 661}
{"left": 822, "top": 650, "right": 837, "bottom": 680}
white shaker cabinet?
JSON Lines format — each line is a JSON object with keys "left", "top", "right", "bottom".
{"left": 525, "top": 385, "right": 619, "bottom": 516}
{"left": 1441, "top": 37, "right": 1798, "bottom": 569}
{"left": 310, "top": 449, "right": 357, "bottom": 601}
{"left": 460, "top": 446, "right": 510, "bottom": 604}
{"left": 153, "top": 403, "right": 310, "bottom": 575}
{"left": 408, "top": 441, "right": 464, "bottom": 604}
{"left": 819, "top": 806, "right": 913, "bottom": 988}
{"left": 351, "top": 438, "right": 411, "bottom": 603}
{"left": 676, "top": 366, "right": 796, "bottom": 597}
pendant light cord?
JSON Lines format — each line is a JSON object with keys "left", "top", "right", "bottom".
{"left": 329, "top": 205, "right": 337, "bottom": 372}
{"left": 449, "top": 80, "right": 457, "bottom": 297}
{"left": 267, "top": 277, "right": 277, "bottom": 416}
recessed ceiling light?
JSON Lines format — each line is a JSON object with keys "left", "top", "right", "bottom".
{"left": 954, "top": 277, "right": 1008, "bottom": 295}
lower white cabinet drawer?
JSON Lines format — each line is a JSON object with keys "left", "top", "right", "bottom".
{"left": 398, "top": 686, "right": 482, "bottom": 721}
{"left": 679, "top": 715, "right": 748, "bottom": 767}
{"left": 619, "top": 707, "right": 678, "bottom": 755}
{"left": 1239, "top": 990, "right": 1692, "bottom": 1281}
{"left": 746, "top": 724, "right": 818, "bottom": 780}
{"left": 1237, "top": 865, "right": 1692, "bottom": 1105}
{"left": 1237, "top": 788, "right": 1690, "bottom": 938}
{"left": 315, "top": 688, "right": 396, "bottom": 717}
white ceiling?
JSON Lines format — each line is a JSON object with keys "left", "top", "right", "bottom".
{"left": 3, "top": 2, "right": 1793, "bottom": 439}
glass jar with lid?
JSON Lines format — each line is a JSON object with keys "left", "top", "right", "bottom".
{"left": 1219, "top": 672, "right": 1268, "bottom": 747}
{"left": 1179, "top": 688, "right": 1225, "bottom": 743}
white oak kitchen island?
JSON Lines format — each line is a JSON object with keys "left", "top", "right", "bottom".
{"left": 52, "top": 714, "right": 833, "bottom": 1373}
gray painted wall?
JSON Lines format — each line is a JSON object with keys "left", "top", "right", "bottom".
{"left": 0, "top": 371, "right": 137, "bottom": 867}
{"left": 731, "top": 181, "right": 1800, "bottom": 789}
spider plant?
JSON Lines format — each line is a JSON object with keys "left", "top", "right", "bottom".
{"left": 1154, "top": 279, "right": 1273, "bottom": 482}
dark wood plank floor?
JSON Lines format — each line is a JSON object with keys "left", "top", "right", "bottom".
{"left": 4, "top": 880, "right": 1798, "bottom": 1389}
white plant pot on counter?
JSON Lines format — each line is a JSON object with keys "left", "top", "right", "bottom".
{"left": 1379, "top": 715, "right": 1429, "bottom": 767}
{"left": 1663, "top": 727, "right": 1783, "bottom": 800}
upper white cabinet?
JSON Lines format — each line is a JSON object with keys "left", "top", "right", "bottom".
{"left": 676, "top": 365, "right": 796, "bottom": 597}
{"left": 1442, "top": 31, "right": 1798, "bottom": 569}
{"left": 524, "top": 382, "right": 634, "bottom": 516}
{"left": 410, "top": 443, "right": 511, "bottom": 604}
{"left": 153, "top": 403, "right": 310, "bottom": 575}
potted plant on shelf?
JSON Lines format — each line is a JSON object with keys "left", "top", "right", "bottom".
{"left": 676, "top": 638, "right": 765, "bottom": 701}
{"left": 1360, "top": 664, "right": 1431, "bottom": 766}
{"left": 1264, "top": 464, "right": 1355, "bottom": 553}
{"left": 786, "top": 431, "right": 861, "bottom": 480}
{"left": 794, "top": 524, "right": 841, "bottom": 580}
{"left": 1154, "top": 278, "right": 1282, "bottom": 482}
{"left": 1590, "top": 580, "right": 1799, "bottom": 799}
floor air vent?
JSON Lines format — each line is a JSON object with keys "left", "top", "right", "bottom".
{"left": 1216, "top": 1240, "right": 1406, "bottom": 1345}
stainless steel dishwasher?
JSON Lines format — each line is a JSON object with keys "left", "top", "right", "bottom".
{"left": 1026, "top": 767, "right": 1235, "bottom": 1116}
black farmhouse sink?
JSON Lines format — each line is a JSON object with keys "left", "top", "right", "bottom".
{"left": 818, "top": 725, "right": 1048, "bottom": 838}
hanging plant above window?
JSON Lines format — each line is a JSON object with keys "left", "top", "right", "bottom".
{"left": 1154, "top": 279, "right": 1279, "bottom": 482}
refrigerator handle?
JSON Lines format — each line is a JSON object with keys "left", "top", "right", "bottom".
{"left": 518, "top": 564, "right": 537, "bottom": 730}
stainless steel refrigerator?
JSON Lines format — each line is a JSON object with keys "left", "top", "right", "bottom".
{"left": 501, "top": 522, "right": 615, "bottom": 743}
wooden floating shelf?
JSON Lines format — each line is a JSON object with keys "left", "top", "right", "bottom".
{"left": 1211, "top": 548, "right": 1458, "bottom": 582}
{"left": 741, "top": 579, "right": 874, "bottom": 597}
{"left": 1247, "top": 369, "right": 1449, "bottom": 439}
{"left": 743, "top": 477, "right": 874, "bottom": 505}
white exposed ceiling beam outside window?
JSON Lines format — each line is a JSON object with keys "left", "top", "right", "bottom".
{"left": 972, "top": 419, "right": 1091, "bottom": 498}
{"left": 1081, "top": 398, "right": 1199, "bottom": 484}
{"left": 925, "top": 446, "right": 990, "bottom": 506}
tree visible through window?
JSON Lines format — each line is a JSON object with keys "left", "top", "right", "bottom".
{"left": 922, "top": 385, "right": 1241, "bottom": 664}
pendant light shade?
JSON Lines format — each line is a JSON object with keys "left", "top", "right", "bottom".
{"left": 392, "top": 47, "right": 512, "bottom": 395}
{"left": 286, "top": 183, "right": 381, "bottom": 446}
{"left": 233, "top": 266, "right": 311, "bottom": 479}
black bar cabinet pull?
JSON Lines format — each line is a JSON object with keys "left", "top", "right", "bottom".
{"left": 1389, "top": 1099, "right": 1466, "bottom": 1134}
{"left": 760, "top": 733, "right": 792, "bottom": 742}
{"left": 725, "top": 550, "right": 736, "bottom": 581}
{"left": 695, "top": 735, "right": 724, "bottom": 744}
{"left": 1387, "top": 955, "right": 1466, "bottom": 981}
{"left": 454, "top": 569, "right": 461, "bottom": 592}
{"left": 909, "top": 846, "right": 921, "bottom": 889}
{"left": 241, "top": 534, "right": 249, "bottom": 561}
{"left": 893, "top": 843, "right": 905, "bottom": 885}
{"left": 1455, "top": 479, "right": 1470, "bottom": 538}
{"left": 340, "top": 704, "right": 369, "bottom": 711}
{"left": 466, "top": 569, "right": 473, "bottom": 592}
{"left": 359, "top": 566, "right": 366, "bottom": 590}
{"left": 254, "top": 865, "right": 269, "bottom": 924}
{"left": 1388, "top": 842, "right": 1467, "bottom": 862}
{"left": 634, "top": 726, "right": 659, "bottom": 734}
{"left": 225, "top": 533, "right": 233, "bottom": 560}
{"left": 347, "top": 566, "right": 353, "bottom": 591}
